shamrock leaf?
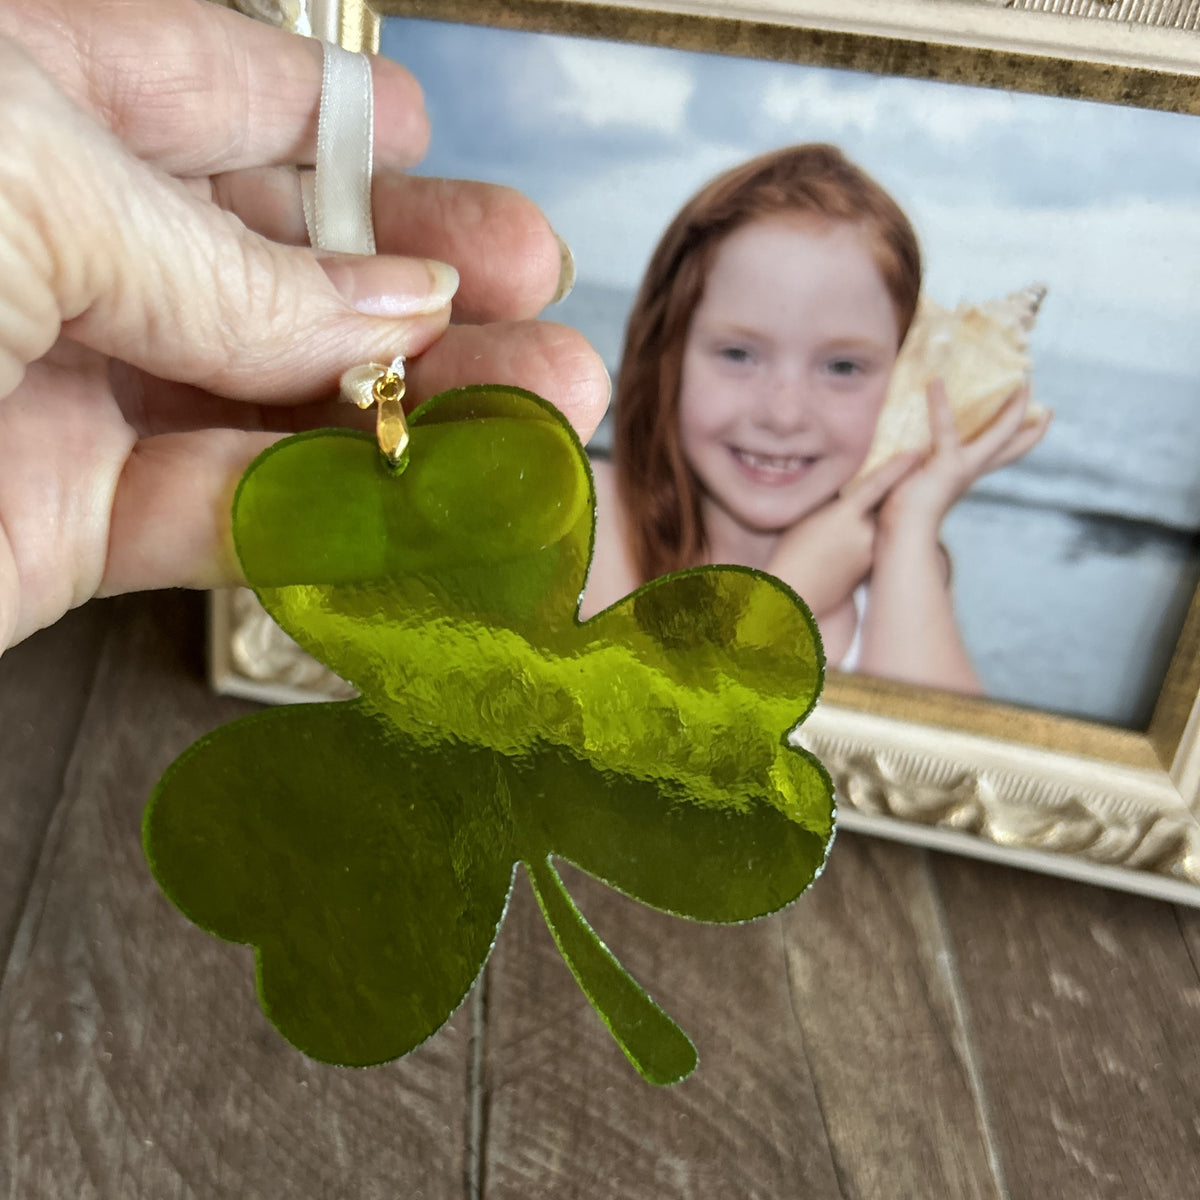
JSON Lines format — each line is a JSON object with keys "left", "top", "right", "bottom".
{"left": 144, "top": 386, "right": 834, "bottom": 1085}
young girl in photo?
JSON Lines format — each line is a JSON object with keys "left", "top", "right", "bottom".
{"left": 581, "top": 145, "right": 1049, "bottom": 693}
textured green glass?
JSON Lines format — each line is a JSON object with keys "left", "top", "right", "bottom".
{"left": 144, "top": 385, "right": 834, "bottom": 1085}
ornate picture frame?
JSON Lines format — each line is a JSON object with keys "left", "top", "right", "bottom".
{"left": 212, "top": 0, "right": 1200, "bottom": 904}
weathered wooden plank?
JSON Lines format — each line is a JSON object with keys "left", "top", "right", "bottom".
{"left": 481, "top": 833, "right": 1002, "bottom": 1199}
{"left": 933, "top": 852, "right": 1200, "bottom": 1199}
{"left": 1172, "top": 902, "right": 1200, "bottom": 980}
{"left": 0, "top": 592, "right": 471, "bottom": 1200}
{"left": 481, "top": 864, "right": 844, "bottom": 1199}
{"left": 0, "top": 602, "right": 111, "bottom": 966}
{"left": 779, "top": 835, "right": 1005, "bottom": 1200}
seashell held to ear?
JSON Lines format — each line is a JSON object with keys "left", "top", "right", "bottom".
{"left": 853, "top": 284, "right": 1048, "bottom": 480}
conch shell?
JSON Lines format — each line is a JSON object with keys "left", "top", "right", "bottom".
{"left": 854, "top": 284, "right": 1048, "bottom": 479}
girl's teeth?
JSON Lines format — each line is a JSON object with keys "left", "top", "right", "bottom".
{"left": 735, "top": 449, "right": 809, "bottom": 471}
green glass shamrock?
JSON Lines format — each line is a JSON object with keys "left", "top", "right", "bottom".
{"left": 144, "top": 385, "right": 834, "bottom": 1086}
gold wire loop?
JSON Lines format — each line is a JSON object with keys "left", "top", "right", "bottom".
{"left": 373, "top": 368, "right": 409, "bottom": 468}
{"left": 338, "top": 357, "right": 409, "bottom": 470}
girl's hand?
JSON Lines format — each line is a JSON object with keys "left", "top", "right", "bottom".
{"left": 878, "top": 379, "right": 1051, "bottom": 540}
{"left": 767, "top": 452, "right": 919, "bottom": 616}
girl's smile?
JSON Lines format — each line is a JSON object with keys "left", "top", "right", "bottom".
{"left": 677, "top": 215, "right": 901, "bottom": 564}
{"left": 727, "top": 446, "right": 819, "bottom": 486}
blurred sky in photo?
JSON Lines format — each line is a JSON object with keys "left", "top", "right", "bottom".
{"left": 383, "top": 18, "right": 1200, "bottom": 378}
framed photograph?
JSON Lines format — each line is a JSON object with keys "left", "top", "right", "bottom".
{"left": 213, "top": 0, "right": 1200, "bottom": 903}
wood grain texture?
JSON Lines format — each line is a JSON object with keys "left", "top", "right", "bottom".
{"left": 933, "top": 852, "right": 1200, "bottom": 1199}
{"left": 1173, "top": 901, "right": 1200, "bottom": 978}
{"left": 6, "top": 589, "right": 1200, "bottom": 1197}
{"left": 0, "top": 603, "right": 110, "bottom": 967}
{"left": 780, "top": 835, "right": 1005, "bottom": 1200}
{"left": 480, "top": 836, "right": 1005, "bottom": 1199}
{"left": 0, "top": 593, "right": 471, "bottom": 1200}
{"left": 481, "top": 864, "right": 843, "bottom": 1199}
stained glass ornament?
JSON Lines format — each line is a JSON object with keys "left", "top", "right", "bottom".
{"left": 144, "top": 385, "right": 835, "bottom": 1085}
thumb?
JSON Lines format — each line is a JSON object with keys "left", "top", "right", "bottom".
{"left": 0, "top": 40, "right": 455, "bottom": 405}
{"left": 842, "top": 450, "right": 922, "bottom": 512}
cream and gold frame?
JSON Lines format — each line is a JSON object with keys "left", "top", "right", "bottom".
{"left": 211, "top": 0, "right": 1200, "bottom": 904}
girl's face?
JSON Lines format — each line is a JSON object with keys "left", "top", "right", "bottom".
{"left": 678, "top": 216, "right": 900, "bottom": 545}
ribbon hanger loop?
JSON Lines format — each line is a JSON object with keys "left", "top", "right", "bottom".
{"left": 300, "top": 0, "right": 405, "bottom": 468}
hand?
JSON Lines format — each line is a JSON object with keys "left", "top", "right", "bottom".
{"left": 766, "top": 452, "right": 919, "bottom": 616}
{"left": 0, "top": 0, "right": 608, "bottom": 652}
{"left": 878, "top": 379, "right": 1051, "bottom": 540}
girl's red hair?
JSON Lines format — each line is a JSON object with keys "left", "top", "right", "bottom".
{"left": 612, "top": 144, "right": 922, "bottom": 582}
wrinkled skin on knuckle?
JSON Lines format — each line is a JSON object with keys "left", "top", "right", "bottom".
{"left": 191, "top": 223, "right": 330, "bottom": 390}
{"left": 0, "top": 44, "right": 76, "bottom": 392}
{"left": 6, "top": 0, "right": 270, "bottom": 172}
{"left": 0, "top": 219, "right": 55, "bottom": 396}
{"left": 58, "top": 162, "right": 221, "bottom": 369}
{"left": 196, "top": 224, "right": 445, "bottom": 401}
{"left": 0, "top": 353, "right": 133, "bottom": 649}
{"left": 0, "top": 0, "right": 67, "bottom": 74}
{"left": 96, "top": 13, "right": 297, "bottom": 174}
{"left": 99, "top": 35, "right": 243, "bottom": 171}
{"left": 0, "top": 28, "right": 189, "bottom": 336}
{"left": 44, "top": 0, "right": 428, "bottom": 175}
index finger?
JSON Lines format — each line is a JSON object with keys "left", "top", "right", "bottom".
{"left": 1, "top": 0, "right": 428, "bottom": 174}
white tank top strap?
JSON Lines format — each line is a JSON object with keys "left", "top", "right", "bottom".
{"left": 837, "top": 583, "right": 869, "bottom": 673}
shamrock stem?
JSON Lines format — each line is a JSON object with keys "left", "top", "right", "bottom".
{"left": 524, "top": 856, "right": 697, "bottom": 1086}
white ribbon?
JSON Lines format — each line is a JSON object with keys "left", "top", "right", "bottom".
{"left": 301, "top": 41, "right": 376, "bottom": 255}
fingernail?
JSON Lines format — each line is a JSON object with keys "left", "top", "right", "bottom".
{"left": 551, "top": 232, "right": 576, "bottom": 305}
{"left": 321, "top": 255, "right": 459, "bottom": 317}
